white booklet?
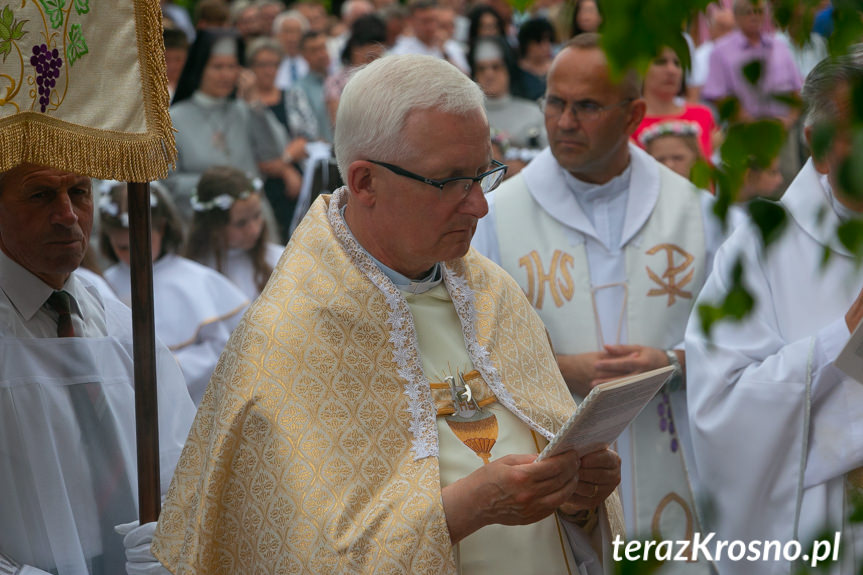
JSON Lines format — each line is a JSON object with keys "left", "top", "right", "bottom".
{"left": 536, "top": 365, "right": 674, "bottom": 462}
{"left": 836, "top": 318, "right": 863, "bottom": 383}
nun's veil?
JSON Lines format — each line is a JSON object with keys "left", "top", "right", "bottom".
{"left": 171, "top": 28, "right": 246, "bottom": 105}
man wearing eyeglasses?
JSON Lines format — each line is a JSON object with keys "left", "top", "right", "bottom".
{"left": 152, "top": 53, "right": 624, "bottom": 575}
{"left": 473, "top": 33, "right": 725, "bottom": 572}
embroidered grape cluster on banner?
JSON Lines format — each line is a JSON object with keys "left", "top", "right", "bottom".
{"left": 0, "top": 0, "right": 89, "bottom": 114}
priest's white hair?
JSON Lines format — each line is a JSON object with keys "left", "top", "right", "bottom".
{"left": 334, "top": 54, "right": 486, "bottom": 183}
{"left": 802, "top": 44, "right": 863, "bottom": 128}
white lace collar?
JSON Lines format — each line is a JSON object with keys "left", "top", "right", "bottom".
{"left": 327, "top": 188, "right": 542, "bottom": 459}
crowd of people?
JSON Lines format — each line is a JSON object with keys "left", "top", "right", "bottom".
{"left": 152, "top": 0, "right": 828, "bottom": 242}
{"left": 2, "top": 0, "right": 861, "bottom": 574}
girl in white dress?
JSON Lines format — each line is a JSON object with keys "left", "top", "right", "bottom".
{"left": 99, "top": 181, "right": 249, "bottom": 405}
{"left": 185, "top": 166, "right": 284, "bottom": 301}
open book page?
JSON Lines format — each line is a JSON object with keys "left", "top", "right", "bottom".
{"left": 536, "top": 365, "right": 674, "bottom": 462}
{"left": 836, "top": 318, "right": 863, "bottom": 383}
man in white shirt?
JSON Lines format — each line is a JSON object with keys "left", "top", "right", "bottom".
{"left": 686, "top": 48, "right": 863, "bottom": 575}
{"left": 689, "top": 6, "right": 735, "bottom": 102}
{"left": 325, "top": 0, "right": 374, "bottom": 72}
{"left": 286, "top": 29, "right": 334, "bottom": 142}
{"left": 273, "top": 9, "right": 310, "bottom": 90}
{"left": 473, "top": 33, "right": 724, "bottom": 573}
{"left": 390, "top": 0, "right": 469, "bottom": 74}
{"left": 0, "top": 164, "right": 196, "bottom": 575}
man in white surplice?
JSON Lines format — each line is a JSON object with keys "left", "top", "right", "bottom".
{"left": 685, "top": 49, "right": 863, "bottom": 575}
{"left": 472, "top": 33, "right": 727, "bottom": 573}
{"left": 0, "top": 164, "right": 196, "bottom": 575}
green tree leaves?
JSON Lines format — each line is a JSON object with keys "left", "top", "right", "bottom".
{"left": 587, "top": 0, "right": 863, "bottom": 336}
{"left": 742, "top": 60, "right": 763, "bottom": 86}
{"left": 748, "top": 199, "right": 788, "bottom": 249}
{"left": 600, "top": 0, "right": 712, "bottom": 78}
{"left": 697, "top": 258, "right": 755, "bottom": 337}
{"left": 828, "top": 0, "right": 863, "bottom": 57}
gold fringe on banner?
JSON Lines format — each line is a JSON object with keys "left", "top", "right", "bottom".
{"left": 133, "top": 0, "right": 178, "bottom": 180}
{"left": 0, "top": 0, "right": 176, "bottom": 183}
{"left": 0, "top": 115, "right": 174, "bottom": 182}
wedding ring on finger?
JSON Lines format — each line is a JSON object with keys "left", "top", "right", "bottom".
{"left": 590, "top": 483, "right": 598, "bottom": 498}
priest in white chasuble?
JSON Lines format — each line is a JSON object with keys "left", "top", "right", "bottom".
{"left": 686, "top": 47, "right": 863, "bottom": 575}
{"left": 152, "top": 54, "right": 625, "bottom": 574}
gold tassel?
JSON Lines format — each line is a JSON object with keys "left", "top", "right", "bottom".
{"left": 0, "top": 112, "right": 173, "bottom": 181}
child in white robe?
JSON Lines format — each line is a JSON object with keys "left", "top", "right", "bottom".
{"left": 185, "top": 166, "right": 284, "bottom": 301}
{"left": 99, "top": 181, "right": 249, "bottom": 405}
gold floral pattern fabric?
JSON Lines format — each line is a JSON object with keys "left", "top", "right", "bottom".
{"left": 152, "top": 189, "right": 623, "bottom": 574}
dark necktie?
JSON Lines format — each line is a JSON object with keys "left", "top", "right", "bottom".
{"left": 46, "top": 289, "right": 135, "bottom": 573}
{"left": 46, "top": 290, "right": 76, "bottom": 337}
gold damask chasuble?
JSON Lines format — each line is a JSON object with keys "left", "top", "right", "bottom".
{"left": 152, "top": 188, "right": 623, "bottom": 574}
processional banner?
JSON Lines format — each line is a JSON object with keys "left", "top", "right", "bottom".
{"left": 0, "top": 0, "right": 176, "bottom": 180}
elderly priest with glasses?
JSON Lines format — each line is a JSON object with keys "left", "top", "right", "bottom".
{"left": 151, "top": 54, "right": 624, "bottom": 574}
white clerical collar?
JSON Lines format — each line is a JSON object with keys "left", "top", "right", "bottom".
{"left": 562, "top": 163, "right": 632, "bottom": 203}
{"left": 192, "top": 90, "right": 229, "bottom": 108}
{"left": 821, "top": 172, "right": 862, "bottom": 222}
{"left": 339, "top": 205, "right": 443, "bottom": 293}
{"left": 561, "top": 163, "right": 632, "bottom": 237}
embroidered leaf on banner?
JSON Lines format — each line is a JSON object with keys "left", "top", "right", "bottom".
{"left": 0, "top": 6, "right": 11, "bottom": 37}
{"left": 12, "top": 18, "right": 26, "bottom": 39}
{"left": 38, "top": 0, "right": 65, "bottom": 28}
{"left": 0, "top": 6, "right": 27, "bottom": 63}
{"left": 66, "top": 23, "right": 87, "bottom": 66}
{"left": 74, "top": 0, "right": 89, "bottom": 15}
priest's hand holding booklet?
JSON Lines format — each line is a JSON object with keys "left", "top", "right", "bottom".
{"left": 537, "top": 365, "right": 675, "bottom": 462}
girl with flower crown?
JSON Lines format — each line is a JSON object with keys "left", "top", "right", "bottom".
{"left": 99, "top": 181, "right": 249, "bottom": 405}
{"left": 185, "top": 166, "right": 284, "bottom": 301}
{"left": 638, "top": 120, "right": 704, "bottom": 180}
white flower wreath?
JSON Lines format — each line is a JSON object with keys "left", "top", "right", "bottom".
{"left": 98, "top": 182, "right": 158, "bottom": 228}
{"left": 189, "top": 177, "right": 262, "bottom": 212}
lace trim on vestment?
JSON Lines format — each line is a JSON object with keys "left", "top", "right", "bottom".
{"left": 327, "top": 187, "right": 440, "bottom": 459}
{"left": 440, "top": 266, "right": 544, "bottom": 438}
{"left": 327, "top": 187, "right": 538, "bottom": 457}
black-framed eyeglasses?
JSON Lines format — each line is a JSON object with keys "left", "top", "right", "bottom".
{"left": 540, "top": 96, "right": 634, "bottom": 122}
{"left": 368, "top": 159, "right": 508, "bottom": 201}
